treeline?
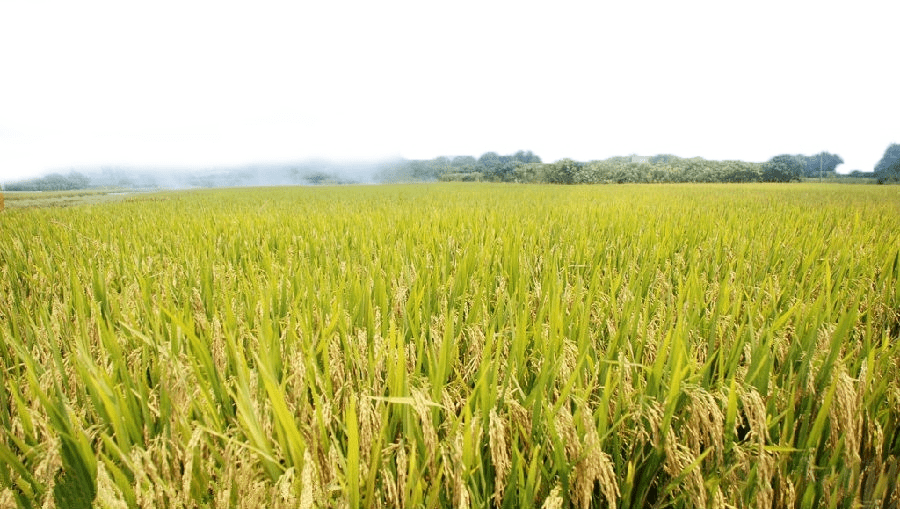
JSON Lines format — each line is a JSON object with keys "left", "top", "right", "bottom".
{"left": 423, "top": 152, "right": 872, "bottom": 184}
{"left": 5, "top": 144, "right": 897, "bottom": 190}
{"left": 376, "top": 150, "right": 542, "bottom": 183}
{"left": 513, "top": 156, "right": 774, "bottom": 184}
{"left": 3, "top": 172, "right": 92, "bottom": 191}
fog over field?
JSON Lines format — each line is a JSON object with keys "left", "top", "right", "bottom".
{"left": 51, "top": 160, "right": 398, "bottom": 189}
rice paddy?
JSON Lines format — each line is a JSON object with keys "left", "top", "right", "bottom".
{"left": 1, "top": 183, "right": 899, "bottom": 508}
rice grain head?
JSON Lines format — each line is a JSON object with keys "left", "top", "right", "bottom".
{"left": 358, "top": 395, "right": 378, "bottom": 466}
{"left": 554, "top": 405, "right": 580, "bottom": 461}
{"left": 275, "top": 467, "right": 297, "bottom": 506}
{"left": 505, "top": 392, "right": 532, "bottom": 438}
{"left": 182, "top": 428, "right": 203, "bottom": 496}
{"left": 457, "top": 478, "right": 470, "bottom": 509}
{"left": 489, "top": 407, "right": 511, "bottom": 507}
{"left": 831, "top": 369, "right": 861, "bottom": 469}
{"left": 96, "top": 461, "right": 129, "bottom": 509}
{"left": 739, "top": 388, "right": 773, "bottom": 509}
{"left": 686, "top": 385, "right": 725, "bottom": 462}
{"left": 711, "top": 487, "right": 728, "bottom": 509}
{"left": 541, "top": 485, "right": 564, "bottom": 509}
{"left": 412, "top": 388, "right": 439, "bottom": 465}
{"left": 33, "top": 434, "right": 62, "bottom": 504}
{"left": 191, "top": 287, "right": 209, "bottom": 334}
{"left": 663, "top": 430, "right": 706, "bottom": 508}
{"left": 379, "top": 451, "right": 399, "bottom": 508}
{"left": 300, "top": 450, "right": 316, "bottom": 509}
{"left": 574, "top": 413, "right": 619, "bottom": 509}
{"left": 0, "top": 489, "right": 14, "bottom": 508}
{"left": 396, "top": 442, "right": 408, "bottom": 508}
{"left": 775, "top": 471, "right": 796, "bottom": 509}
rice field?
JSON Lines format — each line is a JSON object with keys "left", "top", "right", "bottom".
{"left": 1, "top": 183, "right": 899, "bottom": 508}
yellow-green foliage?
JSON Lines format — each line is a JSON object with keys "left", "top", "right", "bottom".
{"left": 1, "top": 184, "right": 899, "bottom": 508}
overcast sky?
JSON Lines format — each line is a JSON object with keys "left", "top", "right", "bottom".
{"left": 1, "top": 0, "right": 897, "bottom": 181}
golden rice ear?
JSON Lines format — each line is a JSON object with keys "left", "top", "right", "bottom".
{"left": 395, "top": 442, "right": 409, "bottom": 508}
{"left": 685, "top": 385, "right": 725, "bottom": 462}
{"left": 774, "top": 470, "right": 797, "bottom": 509}
{"left": 274, "top": 466, "right": 296, "bottom": 506}
{"left": 710, "top": 487, "right": 727, "bottom": 509}
{"left": 575, "top": 411, "right": 619, "bottom": 509}
{"left": 830, "top": 369, "right": 861, "bottom": 468}
{"left": 738, "top": 387, "right": 775, "bottom": 509}
{"left": 540, "top": 485, "right": 564, "bottom": 509}
{"left": 95, "top": 461, "right": 128, "bottom": 509}
{"left": 663, "top": 430, "right": 706, "bottom": 509}
{"left": 488, "top": 407, "right": 511, "bottom": 506}
{"left": 299, "top": 450, "right": 318, "bottom": 509}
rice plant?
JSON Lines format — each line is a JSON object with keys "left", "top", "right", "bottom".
{"left": 1, "top": 183, "right": 898, "bottom": 508}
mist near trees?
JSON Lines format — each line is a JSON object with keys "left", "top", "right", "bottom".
{"left": 1, "top": 160, "right": 395, "bottom": 191}
{"left": 5, "top": 145, "right": 896, "bottom": 191}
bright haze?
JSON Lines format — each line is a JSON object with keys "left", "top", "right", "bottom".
{"left": 1, "top": 0, "right": 897, "bottom": 182}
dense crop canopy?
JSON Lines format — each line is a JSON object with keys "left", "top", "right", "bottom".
{"left": 1, "top": 184, "right": 899, "bottom": 508}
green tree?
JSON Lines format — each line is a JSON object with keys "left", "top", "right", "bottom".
{"left": 477, "top": 152, "right": 500, "bottom": 168}
{"left": 801, "top": 152, "right": 843, "bottom": 178}
{"left": 430, "top": 156, "right": 453, "bottom": 178}
{"left": 451, "top": 155, "right": 477, "bottom": 167}
{"left": 5, "top": 171, "right": 92, "bottom": 191}
{"left": 874, "top": 143, "right": 900, "bottom": 183}
{"left": 546, "top": 158, "right": 581, "bottom": 184}
{"left": 762, "top": 155, "right": 804, "bottom": 182}
{"left": 513, "top": 150, "right": 542, "bottom": 164}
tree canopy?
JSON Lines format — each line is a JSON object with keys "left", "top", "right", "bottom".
{"left": 874, "top": 143, "right": 900, "bottom": 183}
{"left": 800, "top": 152, "right": 844, "bottom": 177}
{"left": 4, "top": 172, "right": 91, "bottom": 191}
{"left": 762, "top": 155, "right": 804, "bottom": 182}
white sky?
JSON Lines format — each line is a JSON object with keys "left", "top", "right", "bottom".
{"left": 1, "top": 0, "right": 897, "bottom": 181}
